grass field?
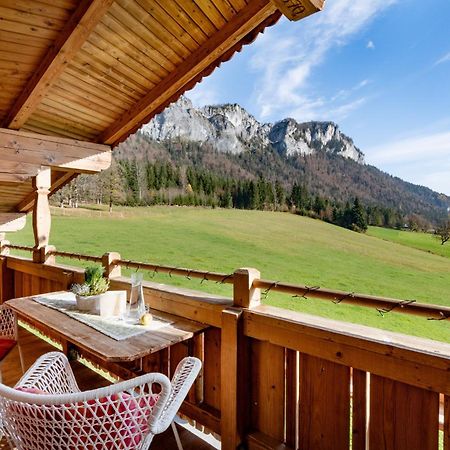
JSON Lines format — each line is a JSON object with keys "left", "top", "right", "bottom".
{"left": 8, "top": 205, "right": 450, "bottom": 342}
{"left": 367, "top": 226, "right": 450, "bottom": 258}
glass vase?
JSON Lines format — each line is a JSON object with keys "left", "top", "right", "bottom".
{"left": 127, "top": 272, "right": 146, "bottom": 322}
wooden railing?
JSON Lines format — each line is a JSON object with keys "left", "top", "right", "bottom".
{"left": 1, "top": 245, "right": 449, "bottom": 450}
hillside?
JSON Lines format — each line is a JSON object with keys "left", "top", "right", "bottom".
{"left": 54, "top": 97, "right": 450, "bottom": 227}
{"left": 8, "top": 206, "right": 450, "bottom": 342}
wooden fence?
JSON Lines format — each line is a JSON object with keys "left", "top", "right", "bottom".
{"left": 0, "top": 246, "right": 449, "bottom": 450}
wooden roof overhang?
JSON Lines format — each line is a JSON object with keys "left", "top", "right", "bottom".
{"left": 0, "top": 0, "right": 324, "bottom": 234}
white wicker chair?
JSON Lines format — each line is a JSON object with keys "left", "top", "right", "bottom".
{"left": 0, "top": 305, "right": 25, "bottom": 383}
{"left": 0, "top": 351, "right": 201, "bottom": 450}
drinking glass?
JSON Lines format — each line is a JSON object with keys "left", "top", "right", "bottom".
{"left": 127, "top": 272, "right": 146, "bottom": 322}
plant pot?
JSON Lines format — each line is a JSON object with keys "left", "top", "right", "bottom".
{"left": 76, "top": 291, "right": 126, "bottom": 318}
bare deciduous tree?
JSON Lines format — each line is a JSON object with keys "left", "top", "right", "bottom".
{"left": 435, "top": 220, "right": 450, "bottom": 245}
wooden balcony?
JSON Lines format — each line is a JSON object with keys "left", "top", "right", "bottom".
{"left": 0, "top": 248, "right": 449, "bottom": 450}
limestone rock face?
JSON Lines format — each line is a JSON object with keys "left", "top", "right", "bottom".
{"left": 141, "top": 96, "right": 365, "bottom": 163}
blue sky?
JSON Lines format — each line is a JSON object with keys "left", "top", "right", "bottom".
{"left": 187, "top": 0, "right": 450, "bottom": 195}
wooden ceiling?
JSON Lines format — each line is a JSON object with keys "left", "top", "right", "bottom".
{"left": 0, "top": 0, "right": 324, "bottom": 224}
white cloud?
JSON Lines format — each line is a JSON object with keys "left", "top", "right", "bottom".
{"left": 366, "top": 131, "right": 450, "bottom": 195}
{"left": 435, "top": 51, "right": 450, "bottom": 66}
{"left": 367, "top": 40, "right": 375, "bottom": 49}
{"left": 250, "top": 0, "right": 397, "bottom": 121}
{"left": 187, "top": 84, "right": 219, "bottom": 107}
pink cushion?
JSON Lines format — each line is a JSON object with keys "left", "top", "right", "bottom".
{"left": 0, "top": 339, "right": 16, "bottom": 361}
{"left": 13, "top": 386, "right": 157, "bottom": 449}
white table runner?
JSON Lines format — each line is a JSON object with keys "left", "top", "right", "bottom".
{"left": 32, "top": 292, "right": 172, "bottom": 341}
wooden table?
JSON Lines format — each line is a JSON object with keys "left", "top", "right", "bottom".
{"left": 7, "top": 292, "right": 209, "bottom": 373}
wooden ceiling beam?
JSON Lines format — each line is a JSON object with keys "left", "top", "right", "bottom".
{"left": 0, "top": 128, "right": 111, "bottom": 175}
{"left": 1, "top": 0, "right": 114, "bottom": 130}
{"left": 0, "top": 213, "right": 26, "bottom": 232}
{"left": 99, "top": 0, "right": 279, "bottom": 146}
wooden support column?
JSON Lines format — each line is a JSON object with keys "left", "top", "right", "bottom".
{"left": 32, "top": 168, "right": 52, "bottom": 263}
{"left": 221, "top": 308, "right": 249, "bottom": 450}
{"left": 102, "top": 252, "right": 121, "bottom": 278}
{"left": 233, "top": 268, "right": 261, "bottom": 308}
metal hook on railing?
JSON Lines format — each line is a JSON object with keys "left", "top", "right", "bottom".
{"left": 135, "top": 264, "right": 140, "bottom": 273}
{"left": 169, "top": 267, "right": 177, "bottom": 278}
{"left": 299, "top": 285, "right": 320, "bottom": 300}
{"left": 186, "top": 270, "right": 192, "bottom": 281}
{"left": 150, "top": 267, "right": 158, "bottom": 279}
{"left": 262, "top": 281, "right": 278, "bottom": 300}
{"left": 201, "top": 272, "right": 210, "bottom": 284}
{"left": 333, "top": 292, "right": 355, "bottom": 305}
{"left": 217, "top": 273, "right": 232, "bottom": 285}
{"left": 377, "top": 299, "right": 416, "bottom": 317}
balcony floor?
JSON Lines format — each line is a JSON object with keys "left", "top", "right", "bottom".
{"left": 0, "top": 326, "right": 217, "bottom": 450}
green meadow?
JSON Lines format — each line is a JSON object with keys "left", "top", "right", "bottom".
{"left": 8, "top": 206, "right": 450, "bottom": 342}
{"left": 367, "top": 226, "right": 450, "bottom": 258}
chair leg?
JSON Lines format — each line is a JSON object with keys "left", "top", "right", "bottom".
{"left": 17, "top": 343, "right": 25, "bottom": 374}
{"left": 171, "top": 422, "right": 184, "bottom": 450}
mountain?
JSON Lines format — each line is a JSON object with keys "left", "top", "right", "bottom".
{"left": 57, "top": 98, "right": 450, "bottom": 228}
{"left": 142, "top": 97, "right": 364, "bottom": 163}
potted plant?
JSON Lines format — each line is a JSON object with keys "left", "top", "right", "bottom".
{"left": 71, "top": 266, "right": 126, "bottom": 317}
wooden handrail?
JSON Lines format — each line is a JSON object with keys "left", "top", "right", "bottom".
{"left": 6, "top": 244, "right": 34, "bottom": 252}
{"left": 5, "top": 244, "right": 449, "bottom": 320}
{"left": 253, "top": 278, "right": 450, "bottom": 320}
{"left": 49, "top": 250, "right": 103, "bottom": 263}
{"left": 114, "top": 259, "right": 234, "bottom": 284}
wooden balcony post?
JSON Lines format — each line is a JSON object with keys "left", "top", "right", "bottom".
{"left": 221, "top": 308, "right": 249, "bottom": 449}
{"left": 32, "top": 168, "right": 52, "bottom": 262}
{"left": 102, "top": 252, "right": 121, "bottom": 278}
{"left": 233, "top": 267, "right": 260, "bottom": 308}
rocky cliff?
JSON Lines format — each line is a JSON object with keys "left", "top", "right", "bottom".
{"left": 142, "top": 97, "right": 364, "bottom": 163}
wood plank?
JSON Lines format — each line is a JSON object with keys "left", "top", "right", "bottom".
{"left": 250, "top": 340, "right": 285, "bottom": 442}
{"left": 203, "top": 327, "right": 221, "bottom": 410}
{"left": 0, "top": 127, "right": 111, "bottom": 174}
{"left": 221, "top": 308, "right": 247, "bottom": 449}
{"left": 0, "top": 6, "right": 66, "bottom": 30}
{"left": 369, "top": 375, "right": 439, "bottom": 450}
{"left": 244, "top": 306, "right": 450, "bottom": 393}
{"left": 99, "top": 11, "right": 176, "bottom": 73}
{"left": 6, "top": 256, "right": 77, "bottom": 284}
{"left": 298, "top": 354, "right": 350, "bottom": 450}
{"left": 285, "top": 349, "right": 298, "bottom": 448}
{"left": 99, "top": 0, "right": 279, "bottom": 145}
{"left": 113, "top": 0, "right": 191, "bottom": 59}
{"left": 108, "top": 2, "right": 184, "bottom": 65}
{"left": 0, "top": 256, "right": 14, "bottom": 303}
{"left": 153, "top": 0, "right": 210, "bottom": 45}
{"left": 445, "top": 395, "right": 450, "bottom": 450}
{"left": 2, "top": 0, "right": 114, "bottom": 129}
{"left": 247, "top": 432, "right": 293, "bottom": 450}
{"left": 0, "top": 213, "right": 26, "bottom": 232}
{"left": 8, "top": 0, "right": 74, "bottom": 21}
{"left": 352, "top": 369, "right": 367, "bottom": 450}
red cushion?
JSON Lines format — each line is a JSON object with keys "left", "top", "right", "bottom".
{"left": 12, "top": 386, "right": 157, "bottom": 449}
{"left": 0, "top": 339, "right": 16, "bottom": 360}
